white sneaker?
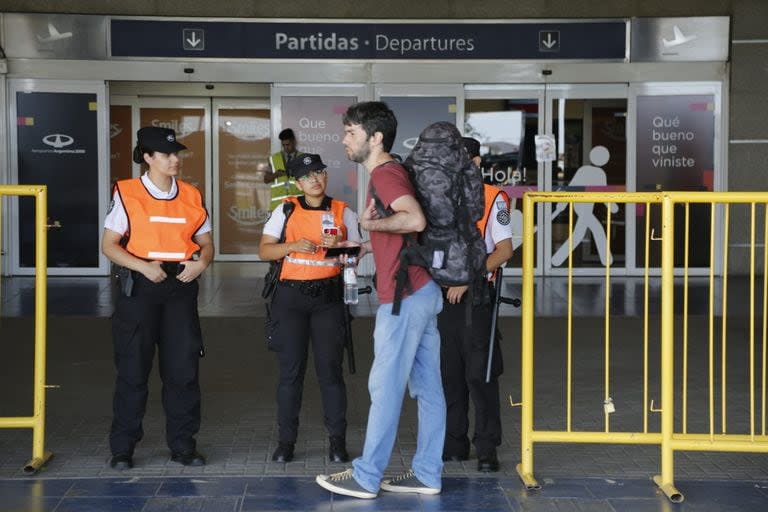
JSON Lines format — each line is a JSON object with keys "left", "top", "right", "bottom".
{"left": 316, "top": 469, "right": 378, "bottom": 499}
{"left": 381, "top": 469, "right": 440, "bottom": 495}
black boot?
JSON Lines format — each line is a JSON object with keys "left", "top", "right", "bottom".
{"left": 271, "top": 442, "right": 295, "bottom": 463}
{"left": 328, "top": 436, "right": 349, "bottom": 463}
{"left": 477, "top": 449, "right": 500, "bottom": 473}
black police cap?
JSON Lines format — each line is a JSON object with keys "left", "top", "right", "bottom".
{"left": 134, "top": 127, "right": 187, "bottom": 161}
{"left": 286, "top": 153, "right": 326, "bottom": 179}
{"left": 462, "top": 137, "right": 481, "bottom": 159}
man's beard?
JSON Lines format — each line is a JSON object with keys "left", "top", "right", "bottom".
{"left": 347, "top": 143, "right": 370, "bottom": 164}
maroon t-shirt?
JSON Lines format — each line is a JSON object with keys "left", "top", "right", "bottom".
{"left": 367, "top": 162, "right": 432, "bottom": 304}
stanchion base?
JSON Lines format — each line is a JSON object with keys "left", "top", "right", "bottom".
{"left": 516, "top": 463, "right": 541, "bottom": 490}
{"left": 23, "top": 451, "right": 53, "bottom": 474}
{"left": 653, "top": 474, "right": 684, "bottom": 503}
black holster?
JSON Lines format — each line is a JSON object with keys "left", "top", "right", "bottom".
{"left": 117, "top": 267, "right": 134, "bottom": 297}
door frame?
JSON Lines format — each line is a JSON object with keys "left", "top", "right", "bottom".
{"left": 7, "top": 78, "right": 110, "bottom": 276}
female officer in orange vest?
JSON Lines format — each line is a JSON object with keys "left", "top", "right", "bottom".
{"left": 259, "top": 153, "right": 361, "bottom": 464}
{"left": 102, "top": 127, "right": 214, "bottom": 470}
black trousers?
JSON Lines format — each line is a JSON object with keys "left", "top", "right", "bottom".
{"left": 110, "top": 273, "right": 203, "bottom": 455}
{"left": 438, "top": 299, "right": 503, "bottom": 457}
{"left": 268, "top": 282, "right": 347, "bottom": 444}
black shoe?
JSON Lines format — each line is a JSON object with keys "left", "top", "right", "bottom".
{"left": 477, "top": 451, "right": 500, "bottom": 473}
{"left": 271, "top": 442, "right": 294, "bottom": 463}
{"left": 442, "top": 452, "right": 469, "bottom": 462}
{"left": 170, "top": 450, "right": 206, "bottom": 466}
{"left": 110, "top": 452, "right": 133, "bottom": 470}
{"left": 329, "top": 437, "right": 349, "bottom": 463}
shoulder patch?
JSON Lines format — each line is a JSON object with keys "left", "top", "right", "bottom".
{"left": 496, "top": 208, "right": 510, "bottom": 226}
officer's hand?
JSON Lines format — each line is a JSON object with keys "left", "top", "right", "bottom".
{"left": 320, "top": 232, "right": 340, "bottom": 248}
{"left": 291, "top": 238, "right": 317, "bottom": 254}
{"left": 142, "top": 261, "right": 167, "bottom": 283}
{"left": 446, "top": 285, "right": 469, "bottom": 304}
{"left": 177, "top": 260, "right": 204, "bottom": 283}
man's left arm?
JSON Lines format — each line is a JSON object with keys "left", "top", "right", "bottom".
{"left": 360, "top": 195, "right": 426, "bottom": 234}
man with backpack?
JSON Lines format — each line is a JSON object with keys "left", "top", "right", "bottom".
{"left": 439, "top": 137, "right": 513, "bottom": 472}
{"left": 315, "top": 102, "right": 446, "bottom": 499}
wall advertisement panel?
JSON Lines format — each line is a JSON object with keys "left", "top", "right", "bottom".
{"left": 635, "top": 94, "right": 716, "bottom": 268}
{"left": 280, "top": 96, "right": 358, "bottom": 207}
{"left": 17, "top": 91, "right": 100, "bottom": 268}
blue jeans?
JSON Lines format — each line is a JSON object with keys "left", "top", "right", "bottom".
{"left": 352, "top": 280, "right": 445, "bottom": 492}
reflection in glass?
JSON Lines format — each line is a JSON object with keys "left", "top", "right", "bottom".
{"left": 550, "top": 98, "right": 627, "bottom": 269}
{"left": 217, "top": 109, "right": 271, "bottom": 255}
{"left": 139, "top": 108, "right": 206, "bottom": 193}
{"left": 465, "top": 99, "right": 539, "bottom": 269}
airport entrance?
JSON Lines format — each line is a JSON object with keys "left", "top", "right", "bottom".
{"left": 0, "top": 14, "right": 728, "bottom": 277}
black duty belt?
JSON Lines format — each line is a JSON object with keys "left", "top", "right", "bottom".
{"left": 137, "top": 257, "right": 187, "bottom": 277}
{"left": 279, "top": 277, "right": 340, "bottom": 297}
{"left": 159, "top": 261, "right": 185, "bottom": 276}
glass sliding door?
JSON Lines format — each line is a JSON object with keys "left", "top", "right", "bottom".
{"left": 543, "top": 85, "right": 629, "bottom": 275}
{"left": 138, "top": 98, "right": 212, "bottom": 206}
{"left": 109, "top": 97, "right": 137, "bottom": 188}
{"left": 464, "top": 85, "right": 545, "bottom": 275}
{"left": 213, "top": 100, "right": 271, "bottom": 260}
{"left": 271, "top": 84, "right": 368, "bottom": 269}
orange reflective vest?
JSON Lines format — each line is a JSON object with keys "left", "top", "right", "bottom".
{"left": 117, "top": 177, "right": 207, "bottom": 262}
{"left": 477, "top": 184, "right": 511, "bottom": 247}
{"left": 280, "top": 196, "right": 348, "bottom": 281}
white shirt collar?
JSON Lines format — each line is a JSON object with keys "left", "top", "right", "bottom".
{"left": 141, "top": 172, "right": 177, "bottom": 199}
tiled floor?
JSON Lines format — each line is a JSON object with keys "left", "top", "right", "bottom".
{"left": 1, "top": 263, "right": 767, "bottom": 511}
{"left": 1, "top": 475, "right": 768, "bottom": 511}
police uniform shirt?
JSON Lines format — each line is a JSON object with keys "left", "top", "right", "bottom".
{"left": 263, "top": 202, "right": 362, "bottom": 243}
{"left": 104, "top": 173, "right": 212, "bottom": 236}
{"left": 485, "top": 196, "right": 513, "bottom": 254}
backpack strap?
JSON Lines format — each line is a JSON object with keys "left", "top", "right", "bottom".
{"left": 369, "top": 182, "right": 413, "bottom": 316}
{"left": 261, "top": 201, "right": 296, "bottom": 301}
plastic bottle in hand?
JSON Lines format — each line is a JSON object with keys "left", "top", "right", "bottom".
{"left": 343, "top": 256, "right": 358, "bottom": 305}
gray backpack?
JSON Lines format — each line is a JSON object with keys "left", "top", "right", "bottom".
{"left": 370, "top": 121, "right": 487, "bottom": 315}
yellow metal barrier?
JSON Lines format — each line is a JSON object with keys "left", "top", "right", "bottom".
{"left": 518, "top": 190, "right": 768, "bottom": 503}
{"left": 517, "top": 191, "right": 665, "bottom": 491}
{"left": 0, "top": 185, "right": 53, "bottom": 473}
{"left": 655, "top": 192, "right": 768, "bottom": 502}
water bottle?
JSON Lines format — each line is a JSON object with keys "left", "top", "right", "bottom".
{"left": 343, "top": 256, "right": 358, "bottom": 305}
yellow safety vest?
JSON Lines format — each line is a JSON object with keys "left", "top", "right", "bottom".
{"left": 269, "top": 151, "right": 302, "bottom": 209}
